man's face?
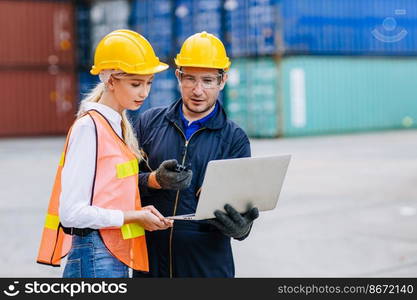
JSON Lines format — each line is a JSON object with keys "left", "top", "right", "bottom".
{"left": 176, "top": 67, "right": 228, "bottom": 118}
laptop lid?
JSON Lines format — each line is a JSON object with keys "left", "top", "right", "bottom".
{"left": 192, "top": 155, "right": 291, "bottom": 220}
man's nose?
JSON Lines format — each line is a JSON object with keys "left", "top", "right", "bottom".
{"left": 192, "top": 80, "right": 204, "bottom": 95}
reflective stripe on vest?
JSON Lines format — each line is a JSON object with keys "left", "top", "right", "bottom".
{"left": 37, "top": 110, "right": 148, "bottom": 271}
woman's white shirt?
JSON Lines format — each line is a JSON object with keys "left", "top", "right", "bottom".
{"left": 59, "top": 102, "right": 125, "bottom": 229}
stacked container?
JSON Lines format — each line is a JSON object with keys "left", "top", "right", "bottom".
{"left": 75, "top": 0, "right": 91, "bottom": 68}
{"left": 77, "top": 0, "right": 131, "bottom": 102}
{"left": 226, "top": 58, "right": 279, "bottom": 137}
{"left": 127, "top": 69, "right": 179, "bottom": 126}
{"left": 126, "top": 0, "right": 179, "bottom": 122}
{"left": 224, "top": 0, "right": 282, "bottom": 137}
{"left": 0, "top": 0, "right": 76, "bottom": 136}
{"left": 224, "top": 0, "right": 417, "bottom": 137}
{"left": 278, "top": 0, "right": 417, "bottom": 56}
{"left": 175, "top": 0, "right": 223, "bottom": 49}
{"left": 75, "top": 0, "right": 96, "bottom": 102}
{"left": 7, "top": 0, "right": 416, "bottom": 138}
{"left": 89, "top": 0, "right": 130, "bottom": 53}
{"left": 224, "top": 0, "right": 278, "bottom": 57}
{"left": 130, "top": 0, "right": 174, "bottom": 60}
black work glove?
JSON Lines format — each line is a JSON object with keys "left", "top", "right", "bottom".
{"left": 208, "top": 204, "right": 259, "bottom": 240}
{"left": 155, "top": 159, "right": 192, "bottom": 190}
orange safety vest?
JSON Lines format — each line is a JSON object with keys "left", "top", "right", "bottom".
{"left": 37, "top": 109, "right": 149, "bottom": 271}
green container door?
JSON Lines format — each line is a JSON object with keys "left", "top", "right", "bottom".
{"left": 225, "top": 57, "right": 279, "bottom": 138}
{"left": 281, "top": 56, "right": 417, "bottom": 136}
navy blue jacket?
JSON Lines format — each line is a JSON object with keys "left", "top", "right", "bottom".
{"left": 133, "top": 99, "right": 251, "bottom": 278}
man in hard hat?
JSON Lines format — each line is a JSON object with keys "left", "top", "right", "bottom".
{"left": 133, "top": 32, "right": 259, "bottom": 278}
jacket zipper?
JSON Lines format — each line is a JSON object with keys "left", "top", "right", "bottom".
{"left": 169, "top": 123, "right": 206, "bottom": 278}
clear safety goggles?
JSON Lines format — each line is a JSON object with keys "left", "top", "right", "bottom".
{"left": 178, "top": 70, "right": 223, "bottom": 89}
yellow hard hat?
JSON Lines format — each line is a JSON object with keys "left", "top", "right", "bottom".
{"left": 90, "top": 29, "right": 168, "bottom": 75}
{"left": 175, "top": 31, "right": 231, "bottom": 70}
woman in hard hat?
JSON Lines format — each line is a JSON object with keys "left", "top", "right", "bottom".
{"left": 37, "top": 29, "right": 174, "bottom": 278}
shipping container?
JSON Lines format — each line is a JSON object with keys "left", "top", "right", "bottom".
{"left": 281, "top": 56, "right": 417, "bottom": 136}
{"left": 225, "top": 0, "right": 417, "bottom": 57}
{"left": 90, "top": 0, "right": 130, "bottom": 25}
{"left": 127, "top": 68, "right": 179, "bottom": 125}
{"left": 225, "top": 56, "right": 417, "bottom": 138}
{"left": 90, "top": 0, "right": 130, "bottom": 52}
{"left": 224, "top": 0, "right": 278, "bottom": 57}
{"left": 78, "top": 70, "right": 99, "bottom": 101}
{"left": 225, "top": 57, "right": 279, "bottom": 137}
{"left": 280, "top": 0, "right": 417, "bottom": 55}
{"left": 75, "top": 1, "right": 92, "bottom": 68}
{"left": 175, "top": 0, "right": 223, "bottom": 51}
{"left": 0, "top": 69, "right": 76, "bottom": 136}
{"left": 0, "top": 0, "right": 75, "bottom": 67}
{"left": 130, "top": 0, "right": 174, "bottom": 60}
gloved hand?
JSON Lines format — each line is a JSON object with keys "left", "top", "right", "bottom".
{"left": 155, "top": 159, "right": 192, "bottom": 190}
{"left": 208, "top": 204, "right": 259, "bottom": 240}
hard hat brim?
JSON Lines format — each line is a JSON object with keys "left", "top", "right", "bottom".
{"left": 90, "top": 62, "right": 169, "bottom": 76}
{"left": 174, "top": 60, "right": 231, "bottom": 71}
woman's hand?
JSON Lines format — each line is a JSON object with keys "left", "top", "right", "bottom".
{"left": 123, "top": 205, "right": 173, "bottom": 231}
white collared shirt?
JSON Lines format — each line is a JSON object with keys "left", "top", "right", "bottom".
{"left": 59, "top": 102, "right": 124, "bottom": 229}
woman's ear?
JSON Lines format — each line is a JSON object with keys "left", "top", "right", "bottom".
{"left": 107, "top": 76, "right": 116, "bottom": 91}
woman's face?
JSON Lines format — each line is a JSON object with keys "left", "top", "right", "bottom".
{"left": 110, "top": 73, "right": 154, "bottom": 112}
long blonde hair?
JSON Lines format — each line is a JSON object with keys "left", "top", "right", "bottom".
{"left": 77, "top": 82, "right": 143, "bottom": 160}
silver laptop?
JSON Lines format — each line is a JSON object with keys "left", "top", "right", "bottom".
{"left": 167, "top": 155, "right": 291, "bottom": 220}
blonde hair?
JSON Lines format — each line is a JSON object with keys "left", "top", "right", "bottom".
{"left": 77, "top": 82, "right": 143, "bottom": 160}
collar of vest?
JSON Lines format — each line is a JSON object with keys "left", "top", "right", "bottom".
{"left": 87, "top": 109, "right": 126, "bottom": 144}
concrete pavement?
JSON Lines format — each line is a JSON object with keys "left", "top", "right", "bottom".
{"left": 1, "top": 130, "right": 416, "bottom": 277}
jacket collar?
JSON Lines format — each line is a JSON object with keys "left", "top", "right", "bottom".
{"left": 165, "top": 99, "right": 227, "bottom": 130}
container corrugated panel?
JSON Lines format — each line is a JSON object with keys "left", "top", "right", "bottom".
{"left": 281, "top": 56, "right": 417, "bottom": 136}
{"left": 0, "top": 0, "right": 75, "bottom": 67}
{"left": 280, "top": 0, "right": 417, "bottom": 55}
{"left": 131, "top": 0, "right": 174, "bottom": 60}
{"left": 148, "top": 69, "right": 179, "bottom": 108}
{"left": 78, "top": 71, "right": 99, "bottom": 101}
{"left": 127, "top": 69, "right": 179, "bottom": 126}
{"left": 0, "top": 69, "right": 76, "bottom": 137}
{"left": 90, "top": 0, "right": 130, "bottom": 25}
{"left": 75, "top": 1, "right": 92, "bottom": 68}
{"left": 224, "top": 0, "right": 250, "bottom": 57}
{"left": 225, "top": 58, "right": 250, "bottom": 132}
{"left": 175, "top": 0, "right": 223, "bottom": 50}
{"left": 90, "top": 0, "right": 130, "bottom": 52}
{"left": 224, "top": 0, "right": 278, "bottom": 57}
{"left": 225, "top": 57, "right": 279, "bottom": 137}
{"left": 175, "top": 0, "right": 194, "bottom": 50}
{"left": 225, "top": 0, "right": 417, "bottom": 56}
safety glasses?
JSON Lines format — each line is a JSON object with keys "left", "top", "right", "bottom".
{"left": 178, "top": 70, "right": 222, "bottom": 89}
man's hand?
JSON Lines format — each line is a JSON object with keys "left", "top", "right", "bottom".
{"left": 208, "top": 204, "right": 259, "bottom": 240}
{"left": 154, "top": 159, "right": 192, "bottom": 190}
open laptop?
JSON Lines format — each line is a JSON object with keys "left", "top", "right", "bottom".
{"left": 167, "top": 155, "right": 291, "bottom": 220}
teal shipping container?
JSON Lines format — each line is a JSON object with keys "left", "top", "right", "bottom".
{"left": 225, "top": 56, "right": 417, "bottom": 138}
{"left": 226, "top": 57, "right": 279, "bottom": 138}
{"left": 281, "top": 56, "right": 417, "bottom": 136}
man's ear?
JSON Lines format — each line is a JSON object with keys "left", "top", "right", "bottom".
{"left": 219, "top": 73, "right": 228, "bottom": 91}
{"left": 175, "top": 68, "right": 180, "bottom": 80}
